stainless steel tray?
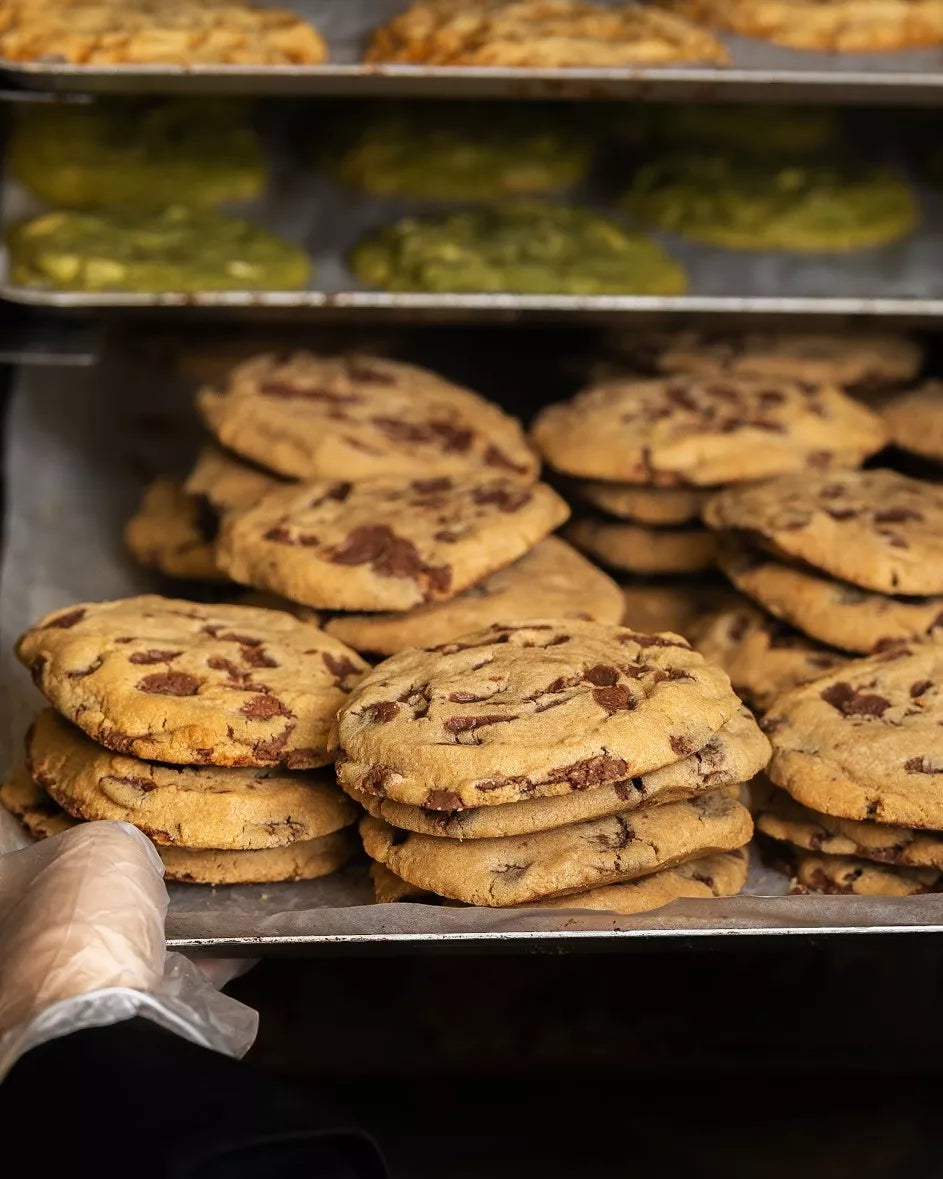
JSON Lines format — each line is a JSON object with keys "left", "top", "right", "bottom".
{"left": 4, "top": 346, "right": 943, "bottom": 952}
{"left": 4, "top": 0, "right": 943, "bottom": 102}
{"left": 3, "top": 149, "right": 943, "bottom": 320}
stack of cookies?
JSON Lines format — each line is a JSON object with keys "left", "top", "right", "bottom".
{"left": 126, "top": 352, "right": 625, "bottom": 657}
{"left": 530, "top": 355, "right": 889, "bottom": 590}
{"left": 757, "top": 637, "right": 943, "bottom": 898}
{"left": 703, "top": 469, "right": 943, "bottom": 699}
{"left": 1, "top": 597, "right": 368, "bottom": 886}
{"left": 335, "top": 619, "right": 768, "bottom": 913}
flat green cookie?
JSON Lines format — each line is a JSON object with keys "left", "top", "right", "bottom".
{"left": 623, "top": 154, "right": 917, "bottom": 252}
{"left": 8, "top": 206, "right": 311, "bottom": 293}
{"left": 350, "top": 203, "right": 687, "bottom": 295}
{"left": 330, "top": 103, "right": 592, "bottom": 201}
{"left": 11, "top": 99, "right": 266, "bottom": 211}
{"left": 647, "top": 105, "right": 840, "bottom": 155}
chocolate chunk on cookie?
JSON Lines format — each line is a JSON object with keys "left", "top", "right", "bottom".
{"left": 16, "top": 596, "right": 368, "bottom": 768}
{"left": 335, "top": 619, "right": 741, "bottom": 808}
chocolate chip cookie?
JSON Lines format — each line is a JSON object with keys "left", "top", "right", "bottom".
{"left": 184, "top": 443, "right": 282, "bottom": 514}
{"left": 621, "top": 581, "right": 740, "bottom": 638}
{"left": 531, "top": 374, "right": 887, "bottom": 484}
{"left": 347, "top": 705, "right": 768, "bottom": 838}
{"left": 365, "top": 0, "right": 730, "bottom": 66}
{"left": 0, "top": 761, "right": 76, "bottom": 840}
{"left": 198, "top": 353, "right": 538, "bottom": 484}
{"left": 16, "top": 596, "right": 368, "bottom": 768}
{"left": 26, "top": 708, "right": 356, "bottom": 850}
{"left": 764, "top": 637, "right": 943, "bottom": 830}
{"left": 335, "top": 619, "right": 742, "bottom": 809}
{"left": 574, "top": 481, "right": 710, "bottom": 526}
{"left": 791, "top": 852, "right": 940, "bottom": 897}
{"left": 755, "top": 779, "right": 943, "bottom": 870}
{"left": 878, "top": 379, "right": 943, "bottom": 464}
{"left": 124, "top": 477, "right": 226, "bottom": 583}
{"left": 567, "top": 518, "right": 719, "bottom": 576}
{"left": 217, "top": 476, "right": 569, "bottom": 612}
{"left": 324, "top": 537, "right": 623, "bottom": 657}
{"left": 705, "top": 469, "right": 943, "bottom": 596}
{"left": 693, "top": 600, "right": 846, "bottom": 712}
{"left": 362, "top": 789, "right": 752, "bottom": 906}
{"left": 718, "top": 537, "right": 943, "bottom": 654}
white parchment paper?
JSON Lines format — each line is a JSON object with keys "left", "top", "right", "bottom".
{"left": 3, "top": 357, "right": 943, "bottom": 945}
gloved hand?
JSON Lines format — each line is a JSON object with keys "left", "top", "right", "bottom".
{"left": 0, "top": 820, "right": 258, "bottom": 1080}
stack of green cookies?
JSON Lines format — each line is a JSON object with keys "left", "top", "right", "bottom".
{"left": 336, "top": 619, "right": 767, "bottom": 913}
{"left": 7, "top": 99, "right": 310, "bottom": 294}
{"left": 756, "top": 637, "right": 943, "bottom": 898}
{"left": 1, "top": 597, "right": 367, "bottom": 885}
{"left": 125, "top": 351, "right": 626, "bottom": 655}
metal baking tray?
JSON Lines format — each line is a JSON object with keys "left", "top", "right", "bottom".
{"left": 3, "top": 0, "right": 943, "bottom": 103}
{"left": 3, "top": 140, "right": 943, "bottom": 321}
{"left": 4, "top": 341, "right": 943, "bottom": 952}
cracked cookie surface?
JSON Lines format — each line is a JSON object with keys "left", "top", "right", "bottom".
{"left": 532, "top": 374, "right": 886, "bottom": 485}
{"left": 706, "top": 469, "right": 943, "bottom": 596}
{"left": 16, "top": 595, "right": 368, "bottom": 768}
{"left": 198, "top": 353, "right": 538, "bottom": 483}
{"left": 218, "top": 475, "right": 568, "bottom": 612}
{"left": 764, "top": 636, "right": 943, "bottom": 829}
{"left": 347, "top": 704, "right": 767, "bottom": 838}
{"left": 324, "top": 536, "right": 623, "bottom": 656}
{"left": 361, "top": 789, "right": 752, "bottom": 906}
{"left": 335, "top": 619, "right": 741, "bottom": 809}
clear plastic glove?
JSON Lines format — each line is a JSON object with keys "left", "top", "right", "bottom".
{"left": 0, "top": 820, "right": 259, "bottom": 1080}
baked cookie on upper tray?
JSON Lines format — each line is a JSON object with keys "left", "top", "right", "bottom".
{"left": 217, "top": 476, "right": 568, "bottom": 612}
{"left": 7, "top": 207, "right": 311, "bottom": 293}
{"left": 705, "top": 469, "right": 943, "bottom": 596}
{"left": 15, "top": 596, "right": 367, "bottom": 768}
{"left": 349, "top": 204, "right": 688, "bottom": 295}
{"left": 531, "top": 374, "right": 887, "bottom": 484}
{"left": 198, "top": 353, "right": 538, "bottom": 483}
{"left": 335, "top": 619, "right": 741, "bottom": 809}
{"left": 323, "top": 537, "right": 624, "bottom": 657}
{"left": 623, "top": 154, "right": 917, "bottom": 252}
{"left": 364, "top": 0, "right": 730, "bottom": 65}
{"left": 655, "top": 0, "right": 943, "bottom": 52}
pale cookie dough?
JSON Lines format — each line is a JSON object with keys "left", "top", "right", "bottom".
{"left": 621, "top": 581, "right": 740, "bottom": 638}
{"left": 574, "top": 480, "right": 710, "bottom": 526}
{"left": 184, "top": 443, "right": 282, "bottom": 514}
{"left": 718, "top": 538, "right": 943, "bottom": 654}
{"left": 878, "top": 379, "right": 943, "bottom": 464}
{"left": 567, "top": 517, "right": 718, "bottom": 576}
{"left": 347, "top": 705, "right": 768, "bottom": 838}
{"left": 324, "top": 537, "right": 624, "bottom": 656}
{"left": 217, "top": 476, "right": 569, "bottom": 612}
{"left": 371, "top": 849, "right": 750, "bottom": 912}
{"left": 656, "top": 0, "right": 943, "bottom": 52}
{"left": 755, "top": 780, "right": 943, "bottom": 870}
{"left": 764, "top": 636, "right": 943, "bottom": 830}
{"left": 365, "top": 0, "right": 730, "bottom": 65}
{"left": 124, "top": 477, "right": 225, "bottom": 583}
{"left": 531, "top": 374, "right": 887, "bottom": 485}
{"left": 198, "top": 352, "right": 538, "bottom": 483}
{"left": 791, "top": 853, "right": 940, "bottom": 897}
{"left": 27, "top": 708, "right": 357, "bottom": 849}
{"left": 335, "top": 619, "right": 741, "bottom": 809}
{"left": 705, "top": 469, "right": 943, "bottom": 597}
{"left": 16, "top": 595, "right": 368, "bottom": 768}
{"left": 361, "top": 790, "right": 753, "bottom": 906}
{"left": 693, "top": 600, "right": 846, "bottom": 712}
{"left": 0, "top": 0, "right": 328, "bottom": 65}
{"left": 621, "top": 329, "right": 924, "bottom": 390}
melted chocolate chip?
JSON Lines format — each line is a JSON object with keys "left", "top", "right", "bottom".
{"left": 444, "top": 713, "right": 511, "bottom": 734}
{"left": 241, "top": 695, "right": 291, "bottom": 721}
{"left": 911, "top": 680, "right": 932, "bottom": 698}
{"left": 670, "top": 735, "right": 692, "bottom": 757}
{"left": 322, "top": 651, "right": 361, "bottom": 684}
{"left": 365, "top": 701, "right": 399, "bottom": 724}
{"left": 483, "top": 444, "right": 528, "bottom": 474}
{"left": 328, "top": 524, "right": 451, "bottom": 598}
{"left": 584, "top": 664, "right": 619, "bottom": 687}
{"left": 46, "top": 608, "right": 85, "bottom": 629}
{"left": 593, "top": 685, "right": 636, "bottom": 714}
{"left": 425, "top": 789, "right": 464, "bottom": 811}
{"left": 471, "top": 484, "right": 532, "bottom": 512}
{"left": 128, "top": 649, "right": 181, "bottom": 665}
{"left": 136, "top": 672, "right": 201, "bottom": 697}
{"left": 820, "top": 681, "right": 891, "bottom": 719}
{"left": 905, "top": 756, "right": 943, "bottom": 774}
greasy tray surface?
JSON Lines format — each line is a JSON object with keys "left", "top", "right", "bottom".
{"left": 3, "top": 358, "right": 943, "bottom": 947}
{"left": 3, "top": 150, "right": 943, "bottom": 316}
{"left": 3, "top": 0, "right": 943, "bottom": 100}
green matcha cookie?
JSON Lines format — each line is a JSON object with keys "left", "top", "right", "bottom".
{"left": 11, "top": 99, "right": 266, "bottom": 211}
{"left": 623, "top": 154, "right": 917, "bottom": 252}
{"left": 8, "top": 206, "right": 311, "bottom": 293}
{"left": 349, "top": 203, "right": 687, "bottom": 295}
{"left": 648, "top": 105, "right": 839, "bottom": 155}
{"left": 330, "top": 103, "right": 592, "bottom": 201}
